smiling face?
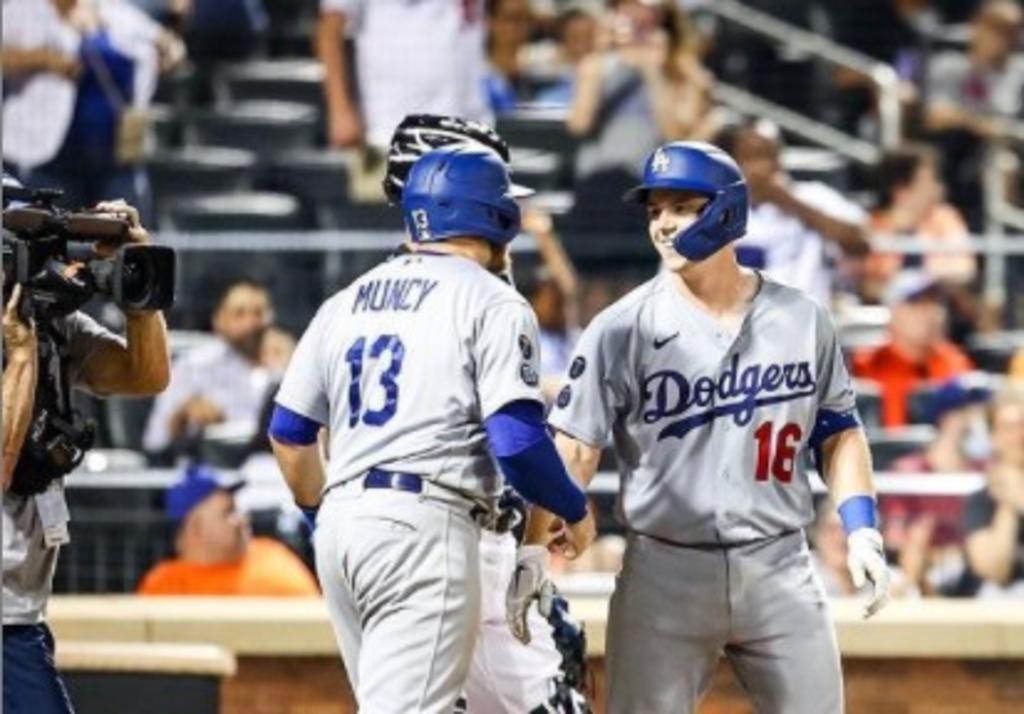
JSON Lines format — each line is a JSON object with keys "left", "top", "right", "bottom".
{"left": 646, "top": 189, "right": 711, "bottom": 270}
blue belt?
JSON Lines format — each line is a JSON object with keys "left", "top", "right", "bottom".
{"left": 364, "top": 468, "right": 424, "bottom": 494}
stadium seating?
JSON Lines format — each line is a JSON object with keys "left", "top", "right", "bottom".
{"left": 186, "top": 101, "right": 319, "bottom": 154}
{"left": 168, "top": 192, "right": 308, "bottom": 231}
{"left": 866, "top": 425, "right": 938, "bottom": 470}
{"left": 148, "top": 147, "right": 258, "bottom": 222}
{"left": 215, "top": 60, "right": 324, "bottom": 109}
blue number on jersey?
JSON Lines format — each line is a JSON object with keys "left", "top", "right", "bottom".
{"left": 345, "top": 334, "right": 405, "bottom": 428}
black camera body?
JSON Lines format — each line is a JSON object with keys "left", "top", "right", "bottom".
{"left": 2, "top": 185, "right": 176, "bottom": 495}
{"left": 3, "top": 186, "right": 175, "bottom": 320}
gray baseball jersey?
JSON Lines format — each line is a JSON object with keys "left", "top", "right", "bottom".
{"left": 276, "top": 251, "right": 544, "bottom": 499}
{"left": 548, "top": 271, "right": 856, "bottom": 545}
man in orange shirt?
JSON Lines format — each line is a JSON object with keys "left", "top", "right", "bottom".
{"left": 853, "top": 271, "right": 973, "bottom": 428}
{"left": 138, "top": 465, "right": 319, "bottom": 596}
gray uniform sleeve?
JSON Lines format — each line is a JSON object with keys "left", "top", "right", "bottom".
{"left": 64, "top": 312, "right": 126, "bottom": 390}
{"left": 814, "top": 304, "right": 856, "bottom": 416}
{"left": 275, "top": 304, "right": 331, "bottom": 424}
{"left": 474, "top": 300, "right": 544, "bottom": 419}
{"left": 548, "top": 313, "right": 629, "bottom": 448}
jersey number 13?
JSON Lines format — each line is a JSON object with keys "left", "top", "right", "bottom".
{"left": 345, "top": 335, "right": 405, "bottom": 428}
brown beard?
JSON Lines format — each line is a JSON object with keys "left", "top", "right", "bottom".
{"left": 229, "top": 329, "right": 265, "bottom": 361}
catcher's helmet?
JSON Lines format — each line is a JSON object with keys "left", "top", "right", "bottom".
{"left": 383, "top": 114, "right": 511, "bottom": 204}
{"left": 625, "top": 141, "right": 749, "bottom": 261}
{"left": 401, "top": 145, "right": 533, "bottom": 245}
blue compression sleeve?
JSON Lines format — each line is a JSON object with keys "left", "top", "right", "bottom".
{"left": 485, "top": 400, "right": 588, "bottom": 524}
{"left": 269, "top": 404, "right": 322, "bottom": 446}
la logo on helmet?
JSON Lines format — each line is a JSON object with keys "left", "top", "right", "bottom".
{"left": 652, "top": 148, "right": 671, "bottom": 174}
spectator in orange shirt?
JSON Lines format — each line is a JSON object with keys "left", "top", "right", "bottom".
{"left": 852, "top": 271, "right": 973, "bottom": 427}
{"left": 864, "top": 145, "right": 976, "bottom": 303}
{"left": 138, "top": 464, "right": 319, "bottom": 596}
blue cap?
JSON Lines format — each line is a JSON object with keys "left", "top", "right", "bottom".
{"left": 926, "top": 373, "right": 994, "bottom": 423}
{"left": 165, "top": 464, "right": 244, "bottom": 523}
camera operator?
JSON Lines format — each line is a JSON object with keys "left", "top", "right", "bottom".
{"left": 2, "top": 198, "right": 170, "bottom": 714}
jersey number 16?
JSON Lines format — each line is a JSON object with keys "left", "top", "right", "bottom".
{"left": 345, "top": 335, "right": 405, "bottom": 428}
{"left": 753, "top": 421, "right": 803, "bottom": 483}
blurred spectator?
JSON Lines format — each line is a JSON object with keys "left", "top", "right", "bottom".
{"left": 825, "top": 0, "right": 932, "bottom": 136}
{"left": 716, "top": 119, "right": 869, "bottom": 305}
{"left": 138, "top": 464, "right": 319, "bottom": 595}
{"left": 891, "top": 374, "right": 994, "bottom": 474}
{"left": 810, "top": 500, "right": 920, "bottom": 598}
{"left": 1011, "top": 348, "right": 1024, "bottom": 381}
{"left": 852, "top": 271, "right": 973, "bottom": 427}
{"left": 865, "top": 145, "right": 976, "bottom": 299}
{"left": 484, "top": 0, "right": 535, "bottom": 114}
{"left": 316, "top": 0, "right": 491, "bottom": 151}
{"left": 3, "top": 0, "right": 184, "bottom": 222}
{"left": 568, "top": 0, "right": 713, "bottom": 179}
{"left": 865, "top": 145, "right": 981, "bottom": 342}
{"left": 521, "top": 209, "right": 581, "bottom": 402}
{"left": 532, "top": 8, "right": 597, "bottom": 107}
{"left": 963, "top": 385, "right": 1024, "bottom": 597}
{"left": 881, "top": 374, "right": 993, "bottom": 589}
{"left": 143, "top": 280, "right": 281, "bottom": 458}
{"left": 924, "top": 0, "right": 1024, "bottom": 229}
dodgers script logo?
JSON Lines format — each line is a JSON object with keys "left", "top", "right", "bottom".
{"left": 642, "top": 354, "right": 816, "bottom": 440}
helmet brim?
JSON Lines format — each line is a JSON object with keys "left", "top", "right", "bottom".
{"left": 509, "top": 183, "right": 535, "bottom": 198}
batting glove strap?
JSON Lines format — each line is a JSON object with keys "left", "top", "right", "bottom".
{"left": 507, "top": 545, "right": 556, "bottom": 645}
{"left": 846, "top": 527, "right": 891, "bottom": 619}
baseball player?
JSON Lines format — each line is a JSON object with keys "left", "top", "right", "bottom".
{"left": 381, "top": 113, "right": 592, "bottom": 714}
{"left": 269, "top": 145, "right": 596, "bottom": 713}
{"left": 517, "top": 141, "right": 892, "bottom": 713}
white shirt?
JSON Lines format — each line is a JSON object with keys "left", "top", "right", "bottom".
{"left": 738, "top": 181, "right": 865, "bottom": 304}
{"left": 143, "top": 339, "right": 273, "bottom": 453}
{"left": 320, "top": 0, "right": 492, "bottom": 148}
{"left": 2, "top": 0, "right": 162, "bottom": 170}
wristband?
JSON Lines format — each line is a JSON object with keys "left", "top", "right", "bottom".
{"left": 837, "top": 494, "right": 877, "bottom": 535}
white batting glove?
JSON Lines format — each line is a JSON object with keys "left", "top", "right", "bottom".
{"left": 506, "top": 545, "right": 556, "bottom": 645}
{"left": 847, "top": 528, "right": 891, "bottom": 619}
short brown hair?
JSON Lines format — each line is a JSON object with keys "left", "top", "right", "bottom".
{"left": 875, "top": 144, "right": 938, "bottom": 209}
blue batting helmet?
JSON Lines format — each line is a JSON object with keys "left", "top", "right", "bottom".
{"left": 401, "top": 145, "right": 533, "bottom": 245}
{"left": 625, "top": 141, "right": 749, "bottom": 261}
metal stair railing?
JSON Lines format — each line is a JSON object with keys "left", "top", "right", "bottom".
{"left": 699, "top": 0, "right": 903, "bottom": 151}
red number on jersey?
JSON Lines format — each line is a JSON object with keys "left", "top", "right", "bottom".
{"left": 753, "top": 421, "right": 803, "bottom": 483}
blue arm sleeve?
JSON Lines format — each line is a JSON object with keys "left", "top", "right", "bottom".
{"left": 269, "top": 403, "right": 323, "bottom": 446}
{"left": 485, "top": 400, "right": 588, "bottom": 524}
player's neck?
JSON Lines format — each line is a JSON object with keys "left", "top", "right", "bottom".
{"left": 410, "top": 238, "right": 492, "bottom": 269}
{"left": 670, "top": 249, "right": 755, "bottom": 314}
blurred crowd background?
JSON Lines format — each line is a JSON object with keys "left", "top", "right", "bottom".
{"left": 3, "top": 0, "right": 1024, "bottom": 605}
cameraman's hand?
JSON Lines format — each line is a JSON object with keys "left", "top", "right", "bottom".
{"left": 91, "top": 200, "right": 150, "bottom": 257}
{"left": 3, "top": 286, "right": 36, "bottom": 359}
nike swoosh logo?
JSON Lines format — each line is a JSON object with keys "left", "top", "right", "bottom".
{"left": 653, "top": 332, "right": 680, "bottom": 349}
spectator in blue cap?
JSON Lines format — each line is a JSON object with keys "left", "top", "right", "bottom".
{"left": 893, "top": 373, "right": 995, "bottom": 475}
{"left": 138, "top": 464, "right": 318, "bottom": 596}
